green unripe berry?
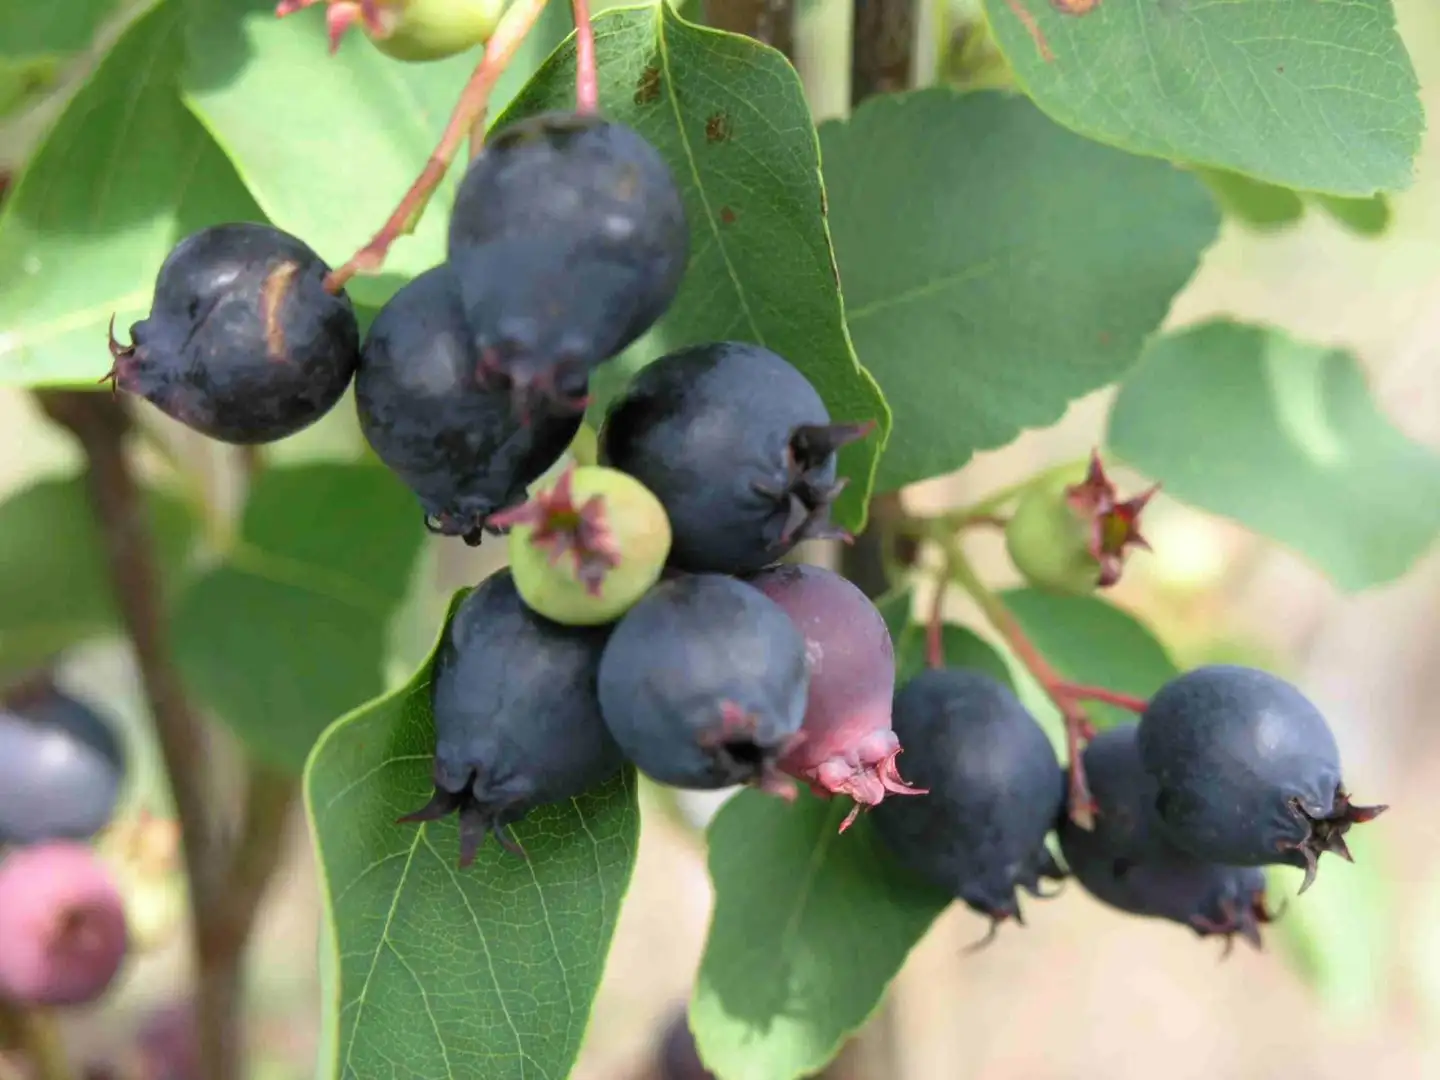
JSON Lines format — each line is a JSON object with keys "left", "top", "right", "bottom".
{"left": 1004, "top": 453, "right": 1158, "bottom": 595}
{"left": 368, "top": 0, "right": 508, "bottom": 62}
{"left": 496, "top": 465, "right": 671, "bottom": 626}
{"left": 1005, "top": 468, "right": 1099, "bottom": 596}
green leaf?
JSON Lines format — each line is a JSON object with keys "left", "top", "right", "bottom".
{"left": 0, "top": 474, "right": 196, "bottom": 681}
{"left": 1107, "top": 319, "right": 1440, "bottom": 590}
{"left": 305, "top": 588, "right": 640, "bottom": 1080}
{"left": 821, "top": 88, "right": 1216, "bottom": 492}
{"left": 1002, "top": 589, "right": 1176, "bottom": 729}
{"left": 692, "top": 792, "right": 948, "bottom": 1080}
{"left": 496, "top": 3, "right": 890, "bottom": 529}
{"left": 877, "top": 586, "right": 1013, "bottom": 687}
{"left": 1197, "top": 168, "right": 1305, "bottom": 232}
{"left": 1312, "top": 192, "right": 1392, "bottom": 236}
{"left": 0, "top": 0, "right": 265, "bottom": 387}
{"left": 172, "top": 463, "right": 425, "bottom": 773}
{"left": 179, "top": 0, "right": 479, "bottom": 309}
{"left": 983, "top": 0, "right": 1423, "bottom": 197}
{"left": 0, "top": 0, "right": 119, "bottom": 58}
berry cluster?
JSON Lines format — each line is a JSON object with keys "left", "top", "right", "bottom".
{"left": 0, "top": 686, "right": 129, "bottom": 1010}
{"left": 102, "top": 98, "right": 1386, "bottom": 954}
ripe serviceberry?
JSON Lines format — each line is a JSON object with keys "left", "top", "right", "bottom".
{"left": 599, "top": 341, "right": 872, "bottom": 574}
{"left": 597, "top": 575, "right": 808, "bottom": 794}
{"left": 871, "top": 668, "right": 1064, "bottom": 929}
{"left": 447, "top": 112, "right": 688, "bottom": 413}
{"left": 108, "top": 222, "right": 359, "bottom": 444}
{"left": 356, "top": 264, "right": 581, "bottom": 543}
{"left": 1138, "top": 664, "right": 1385, "bottom": 891}
{"left": 0, "top": 689, "right": 125, "bottom": 846}
{"left": 1059, "top": 725, "right": 1277, "bottom": 951}
{"left": 399, "top": 570, "right": 625, "bottom": 865}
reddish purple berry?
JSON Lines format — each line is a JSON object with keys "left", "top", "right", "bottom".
{"left": 744, "top": 564, "right": 924, "bottom": 832}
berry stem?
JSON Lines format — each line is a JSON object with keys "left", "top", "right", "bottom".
{"left": 925, "top": 574, "right": 946, "bottom": 670}
{"left": 322, "top": 0, "right": 554, "bottom": 293}
{"left": 572, "top": 0, "right": 599, "bottom": 114}
{"left": 938, "top": 456, "right": 1090, "bottom": 529}
{"left": 1052, "top": 681, "right": 1149, "bottom": 714}
{"left": 934, "top": 529, "right": 1098, "bottom": 828}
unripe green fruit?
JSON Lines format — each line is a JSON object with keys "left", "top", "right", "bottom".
{"left": 1004, "top": 469, "right": 1099, "bottom": 596}
{"left": 368, "top": 0, "right": 508, "bottom": 62}
{"left": 500, "top": 465, "right": 671, "bottom": 626}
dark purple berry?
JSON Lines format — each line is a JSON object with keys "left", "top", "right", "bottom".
{"left": 0, "top": 690, "right": 125, "bottom": 846}
{"left": 657, "top": 1007, "right": 715, "bottom": 1080}
{"left": 0, "top": 842, "right": 128, "bottom": 1007}
{"left": 107, "top": 223, "right": 359, "bottom": 444}
{"left": 596, "top": 574, "right": 808, "bottom": 794}
{"left": 598, "top": 342, "right": 872, "bottom": 575}
{"left": 1137, "top": 665, "right": 1386, "bottom": 891}
{"left": 743, "top": 564, "right": 924, "bottom": 832}
{"left": 399, "top": 569, "right": 625, "bottom": 866}
{"left": 870, "top": 668, "right": 1064, "bottom": 928}
{"left": 1059, "top": 725, "right": 1277, "bottom": 951}
{"left": 355, "top": 264, "right": 582, "bottom": 544}
{"left": 447, "top": 111, "right": 688, "bottom": 414}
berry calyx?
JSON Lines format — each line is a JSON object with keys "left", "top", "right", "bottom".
{"left": 1005, "top": 451, "right": 1157, "bottom": 594}
{"left": 757, "top": 422, "right": 875, "bottom": 547}
{"left": 276, "top": 0, "right": 507, "bottom": 61}
{"left": 493, "top": 463, "right": 671, "bottom": 625}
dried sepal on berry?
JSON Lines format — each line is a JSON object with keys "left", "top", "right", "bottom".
{"left": 491, "top": 465, "right": 620, "bottom": 596}
{"left": 1064, "top": 450, "right": 1160, "bottom": 588}
{"left": 496, "top": 463, "right": 671, "bottom": 626}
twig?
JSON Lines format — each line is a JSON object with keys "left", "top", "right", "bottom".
{"left": 323, "top": 0, "right": 554, "bottom": 293}
{"left": 33, "top": 392, "right": 295, "bottom": 1080}
{"left": 34, "top": 392, "right": 217, "bottom": 897}
{"left": 572, "top": 0, "right": 598, "bottom": 114}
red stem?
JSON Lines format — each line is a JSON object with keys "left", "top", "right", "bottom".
{"left": 980, "top": 600, "right": 1097, "bottom": 827}
{"left": 322, "top": 0, "right": 554, "bottom": 294}
{"left": 1053, "top": 681, "right": 1149, "bottom": 715}
{"left": 925, "top": 580, "right": 945, "bottom": 670}
{"left": 572, "top": 0, "right": 598, "bottom": 114}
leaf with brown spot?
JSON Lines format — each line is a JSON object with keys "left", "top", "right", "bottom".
{"left": 496, "top": 4, "right": 889, "bottom": 531}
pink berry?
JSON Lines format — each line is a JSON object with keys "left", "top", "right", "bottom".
{"left": 0, "top": 841, "right": 128, "bottom": 1007}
